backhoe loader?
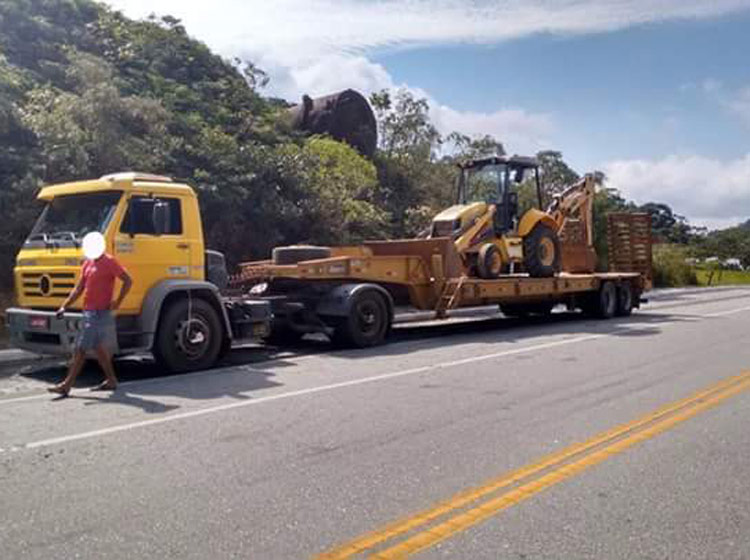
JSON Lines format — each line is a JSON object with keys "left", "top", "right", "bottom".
{"left": 429, "top": 155, "right": 596, "bottom": 278}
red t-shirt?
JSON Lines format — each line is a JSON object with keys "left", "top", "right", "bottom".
{"left": 81, "top": 254, "right": 126, "bottom": 311}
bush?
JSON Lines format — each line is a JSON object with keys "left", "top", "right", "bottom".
{"left": 652, "top": 244, "right": 698, "bottom": 287}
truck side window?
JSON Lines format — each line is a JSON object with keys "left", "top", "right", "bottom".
{"left": 121, "top": 197, "right": 183, "bottom": 235}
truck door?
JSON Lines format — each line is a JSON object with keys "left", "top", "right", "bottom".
{"left": 113, "top": 195, "right": 192, "bottom": 314}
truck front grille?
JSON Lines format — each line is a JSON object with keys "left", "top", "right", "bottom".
{"left": 21, "top": 272, "right": 76, "bottom": 298}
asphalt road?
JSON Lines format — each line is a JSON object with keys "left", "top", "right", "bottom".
{"left": 2, "top": 286, "right": 750, "bottom": 559}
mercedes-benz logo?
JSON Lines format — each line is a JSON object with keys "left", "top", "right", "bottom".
{"left": 40, "top": 275, "right": 51, "bottom": 296}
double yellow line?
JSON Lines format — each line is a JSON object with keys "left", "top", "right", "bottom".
{"left": 315, "top": 371, "right": 750, "bottom": 560}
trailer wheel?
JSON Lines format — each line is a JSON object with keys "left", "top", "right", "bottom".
{"left": 584, "top": 281, "right": 617, "bottom": 319}
{"left": 523, "top": 224, "right": 561, "bottom": 278}
{"left": 154, "top": 298, "right": 223, "bottom": 373}
{"left": 477, "top": 244, "right": 503, "bottom": 279}
{"left": 332, "top": 290, "right": 390, "bottom": 348}
{"left": 615, "top": 283, "right": 634, "bottom": 317}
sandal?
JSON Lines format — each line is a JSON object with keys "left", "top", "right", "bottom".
{"left": 90, "top": 382, "right": 117, "bottom": 392}
{"left": 47, "top": 385, "right": 70, "bottom": 397}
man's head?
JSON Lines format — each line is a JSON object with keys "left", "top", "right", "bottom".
{"left": 82, "top": 231, "right": 106, "bottom": 261}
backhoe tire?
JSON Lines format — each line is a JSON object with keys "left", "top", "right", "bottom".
{"left": 523, "top": 224, "right": 561, "bottom": 278}
{"left": 615, "top": 283, "right": 634, "bottom": 317}
{"left": 477, "top": 244, "right": 503, "bottom": 279}
{"left": 272, "top": 245, "right": 332, "bottom": 265}
{"left": 331, "top": 290, "right": 391, "bottom": 348}
{"left": 583, "top": 281, "right": 617, "bottom": 319}
{"left": 154, "top": 298, "right": 224, "bottom": 373}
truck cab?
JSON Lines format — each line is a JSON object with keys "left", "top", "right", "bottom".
{"left": 6, "top": 173, "right": 270, "bottom": 372}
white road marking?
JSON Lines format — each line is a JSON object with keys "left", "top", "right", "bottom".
{"left": 11, "top": 333, "right": 612, "bottom": 452}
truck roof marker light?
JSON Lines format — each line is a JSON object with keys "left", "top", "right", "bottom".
{"left": 100, "top": 172, "right": 174, "bottom": 183}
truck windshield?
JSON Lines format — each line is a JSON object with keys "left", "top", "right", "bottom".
{"left": 25, "top": 191, "right": 122, "bottom": 248}
{"left": 461, "top": 163, "right": 507, "bottom": 204}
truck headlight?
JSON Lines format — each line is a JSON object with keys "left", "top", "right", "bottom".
{"left": 249, "top": 282, "right": 268, "bottom": 295}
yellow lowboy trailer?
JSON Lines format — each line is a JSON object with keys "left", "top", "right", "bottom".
{"left": 236, "top": 213, "right": 652, "bottom": 348}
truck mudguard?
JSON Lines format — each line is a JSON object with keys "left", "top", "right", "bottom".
{"left": 315, "top": 283, "right": 394, "bottom": 319}
{"left": 139, "top": 279, "right": 233, "bottom": 348}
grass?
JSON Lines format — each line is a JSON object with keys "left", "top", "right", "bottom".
{"left": 696, "top": 269, "right": 750, "bottom": 287}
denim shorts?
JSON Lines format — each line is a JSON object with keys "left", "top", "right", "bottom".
{"left": 76, "top": 310, "right": 117, "bottom": 353}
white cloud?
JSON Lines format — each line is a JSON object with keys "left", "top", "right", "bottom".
{"left": 430, "top": 103, "right": 553, "bottom": 155}
{"left": 604, "top": 154, "right": 750, "bottom": 229}
{"left": 109, "top": 0, "right": 750, "bottom": 63}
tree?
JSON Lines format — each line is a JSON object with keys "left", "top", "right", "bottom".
{"left": 369, "top": 89, "right": 451, "bottom": 236}
{"left": 22, "top": 53, "right": 172, "bottom": 181}
{"left": 444, "top": 132, "right": 505, "bottom": 161}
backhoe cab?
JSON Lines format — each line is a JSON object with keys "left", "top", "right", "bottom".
{"left": 430, "top": 155, "right": 561, "bottom": 278}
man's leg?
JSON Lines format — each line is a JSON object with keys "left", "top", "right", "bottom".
{"left": 48, "top": 350, "right": 86, "bottom": 395}
{"left": 93, "top": 344, "right": 118, "bottom": 390}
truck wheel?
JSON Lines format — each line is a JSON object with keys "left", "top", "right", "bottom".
{"left": 584, "top": 281, "right": 617, "bottom": 319}
{"left": 272, "top": 245, "right": 332, "bottom": 265}
{"left": 332, "top": 290, "right": 391, "bottom": 348}
{"left": 615, "top": 283, "right": 634, "bottom": 317}
{"left": 477, "top": 244, "right": 503, "bottom": 279}
{"left": 523, "top": 224, "right": 561, "bottom": 278}
{"left": 154, "top": 298, "right": 223, "bottom": 373}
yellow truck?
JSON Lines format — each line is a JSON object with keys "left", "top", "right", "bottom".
{"left": 5, "top": 173, "right": 271, "bottom": 372}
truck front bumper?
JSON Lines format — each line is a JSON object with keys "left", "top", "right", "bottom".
{"left": 5, "top": 308, "right": 83, "bottom": 356}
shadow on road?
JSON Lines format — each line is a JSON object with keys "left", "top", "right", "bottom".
{"left": 4, "top": 305, "right": 719, "bottom": 406}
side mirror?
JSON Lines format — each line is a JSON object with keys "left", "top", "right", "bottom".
{"left": 514, "top": 168, "right": 526, "bottom": 183}
{"left": 152, "top": 201, "right": 170, "bottom": 235}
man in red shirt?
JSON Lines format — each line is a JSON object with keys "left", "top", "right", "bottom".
{"left": 48, "top": 251, "right": 132, "bottom": 396}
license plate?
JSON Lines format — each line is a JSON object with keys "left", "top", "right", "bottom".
{"left": 29, "top": 316, "right": 49, "bottom": 330}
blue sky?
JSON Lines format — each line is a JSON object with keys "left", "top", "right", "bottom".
{"left": 110, "top": 0, "right": 750, "bottom": 229}
{"left": 374, "top": 13, "right": 750, "bottom": 170}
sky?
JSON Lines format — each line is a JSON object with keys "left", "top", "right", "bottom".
{"left": 106, "top": 0, "right": 750, "bottom": 230}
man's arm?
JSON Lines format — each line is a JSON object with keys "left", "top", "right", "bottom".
{"left": 57, "top": 276, "right": 85, "bottom": 317}
{"left": 111, "top": 270, "right": 132, "bottom": 311}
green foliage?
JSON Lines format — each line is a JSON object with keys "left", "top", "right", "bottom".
{"left": 276, "top": 137, "right": 389, "bottom": 244}
{"left": 691, "top": 225, "right": 750, "bottom": 268}
{"left": 369, "top": 88, "right": 454, "bottom": 237}
{"left": 652, "top": 245, "right": 698, "bottom": 287}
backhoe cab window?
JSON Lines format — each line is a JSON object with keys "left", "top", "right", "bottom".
{"left": 121, "top": 196, "right": 182, "bottom": 235}
{"left": 25, "top": 191, "right": 122, "bottom": 248}
{"left": 463, "top": 164, "right": 507, "bottom": 204}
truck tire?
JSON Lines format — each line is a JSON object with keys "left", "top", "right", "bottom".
{"left": 615, "top": 283, "right": 634, "bottom": 317}
{"left": 523, "top": 224, "right": 561, "bottom": 278}
{"left": 583, "top": 281, "right": 617, "bottom": 319}
{"left": 477, "top": 244, "right": 503, "bottom": 279}
{"left": 500, "top": 302, "right": 554, "bottom": 318}
{"left": 154, "top": 298, "right": 224, "bottom": 373}
{"left": 272, "top": 245, "right": 332, "bottom": 265}
{"left": 331, "top": 289, "right": 391, "bottom": 348}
